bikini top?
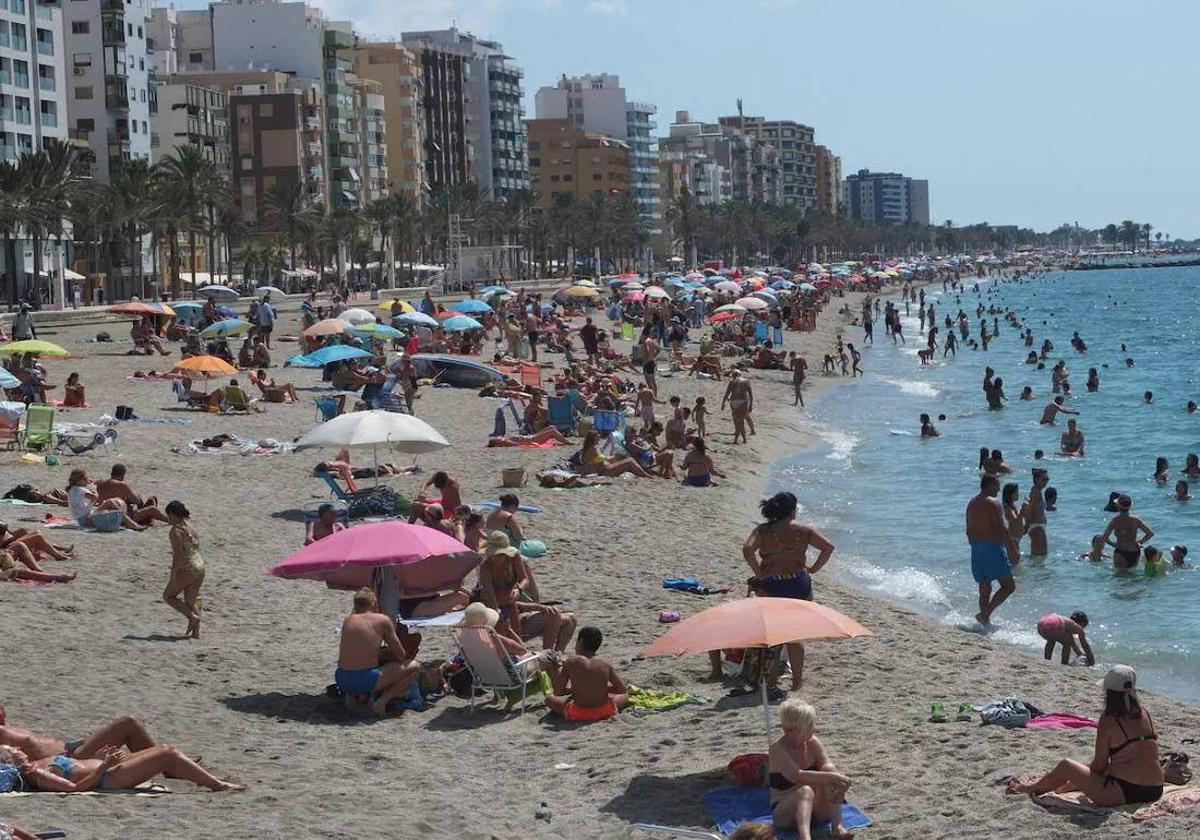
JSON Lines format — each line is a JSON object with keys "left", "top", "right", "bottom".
{"left": 1109, "top": 712, "right": 1157, "bottom": 757}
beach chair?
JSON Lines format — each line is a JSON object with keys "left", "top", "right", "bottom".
{"left": 221, "top": 385, "right": 256, "bottom": 414}
{"left": 19, "top": 404, "right": 55, "bottom": 450}
{"left": 518, "top": 362, "right": 542, "bottom": 391}
{"left": 0, "top": 412, "right": 18, "bottom": 450}
{"left": 754, "top": 321, "right": 769, "bottom": 345}
{"left": 453, "top": 624, "right": 547, "bottom": 714}
{"left": 547, "top": 395, "right": 576, "bottom": 435}
{"left": 315, "top": 396, "right": 341, "bottom": 422}
{"left": 374, "top": 376, "right": 409, "bottom": 414}
{"left": 592, "top": 409, "right": 625, "bottom": 435}
{"left": 171, "top": 379, "right": 208, "bottom": 410}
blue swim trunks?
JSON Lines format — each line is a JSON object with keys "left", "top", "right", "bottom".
{"left": 334, "top": 667, "right": 382, "bottom": 696}
{"left": 970, "top": 540, "right": 1012, "bottom": 583}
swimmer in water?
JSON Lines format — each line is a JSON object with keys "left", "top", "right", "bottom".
{"left": 1144, "top": 390, "right": 1153, "bottom": 404}
{"left": 1020, "top": 386, "right": 1034, "bottom": 401}
{"left": 1045, "top": 487, "right": 1058, "bottom": 511}
{"left": 986, "top": 377, "right": 1006, "bottom": 410}
{"left": 1173, "top": 480, "right": 1191, "bottom": 502}
{"left": 1170, "top": 545, "right": 1188, "bottom": 567}
{"left": 1034, "top": 449, "right": 1045, "bottom": 460}
{"left": 1188, "top": 401, "right": 1197, "bottom": 415}
{"left": 1080, "top": 535, "right": 1109, "bottom": 562}
{"left": 1125, "top": 357, "right": 1135, "bottom": 367}
{"left": 920, "top": 413, "right": 939, "bottom": 437}
{"left": 1086, "top": 368, "right": 1099, "bottom": 392}
{"left": 1060, "top": 419, "right": 1085, "bottom": 456}
{"left": 1040, "top": 395, "right": 1078, "bottom": 425}
{"left": 1022, "top": 468, "right": 1050, "bottom": 556}
{"left": 1183, "top": 453, "right": 1200, "bottom": 479}
{"left": 1143, "top": 545, "right": 1167, "bottom": 577}
{"left": 1036, "top": 611, "right": 1095, "bottom": 666}
{"left": 1100, "top": 494, "right": 1153, "bottom": 571}
{"left": 1153, "top": 457, "right": 1170, "bottom": 484}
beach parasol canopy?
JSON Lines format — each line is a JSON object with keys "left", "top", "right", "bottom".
{"left": 573, "top": 278, "right": 599, "bottom": 288}
{"left": 643, "top": 286, "right": 669, "bottom": 299}
{"left": 256, "top": 285, "right": 287, "bottom": 299}
{"left": 441, "top": 315, "right": 483, "bottom": 332}
{"left": 173, "top": 355, "right": 237, "bottom": 377}
{"left": 734, "top": 296, "right": 769, "bottom": 311}
{"left": 622, "top": 291, "right": 645, "bottom": 302}
{"left": 450, "top": 299, "right": 492, "bottom": 315}
{"left": 559, "top": 285, "right": 600, "bottom": 298}
{"left": 0, "top": 368, "right": 20, "bottom": 388}
{"left": 642, "top": 597, "right": 872, "bottom": 741}
{"left": 394, "top": 312, "right": 438, "bottom": 329}
{"left": 0, "top": 339, "right": 70, "bottom": 358}
{"left": 377, "top": 299, "right": 416, "bottom": 314}
{"left": 200, "top": 318, "right": 254, "bottom": 339}
{"left": 340, "top": 308, "right": 376, "bottom": 325}
{"left": 195, "top": 284, "right": 239, "bottom": 302}
{"left": 478, "top": 285, "right": 513, "bottom": 299}
{"left": 110, "top": 301, "right": 163, "bottom": 317}
{"left": 349, "top": 322, "right": 403, "bottom": 339}
{"left": 266, "top": 521, "right": 481, "bottom": 592}
{"left": 303, "top": 318, "right": 350, "bottom": 338}
{"left": 714, "top": 280, "right": 742, "bottom": 294}
{"left": 295, "top": 410, "right": 450, "bottom": 481}
{"left": 286, "top": 345, "right": 372, "bottom": 368}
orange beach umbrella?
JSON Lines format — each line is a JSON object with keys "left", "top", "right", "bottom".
{"left": 173, "top": 355, "right": 237, "bottom": 378}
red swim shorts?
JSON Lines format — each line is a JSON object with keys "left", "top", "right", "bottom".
{"left": 563, "top": 699, "right": 618, "bottom": 722}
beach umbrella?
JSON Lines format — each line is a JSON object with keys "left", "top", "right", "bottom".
{"left": 295, "top": 409, "right": 450, "bottom": 483}
{"left": 714, "top": 280, "right": 741, "bottom": 294}
{"left": 642, "top": 597, "right": 871, "bottom": 742}
{"left": 173, "top": 301, "right": 203, "bottom": 310}
{"left": 798, "top": 282, "right": 818, "bottom": 292}
{"left": 256, "top": 285, "right": 287, "bottom": 300}
{"left": 173, "top": 355, "right": 237, "bottom": 378}
{"left": 559, "top": 285, "right": 599, "bottom": 299}
{"left": 200, "top": 318, "right": 254, "bottom": 339}
{"left": 0, "top": 339, "right": 69, "bottom": 358}
{"left": 478, "top": 285, "right": 512, "bottom": 298}
{"left": 605, "top": 277, "right": 627, "bottom": 288}
{"left": 149, "top": 302, "right": 176, "bottom": 317}
{"left": 195, "top": 284, "right": 239, "bottom": 302}
{"left": 349, "top": 323, "right": 403, "bottom": 339}
{"left": 303, "top": 318, "right": 350, "bottom": 338}
{"left": 377, "top": 299, "right": 416, "bottom": 314}
{"left": 286, "top": 345, "right": 372, "bottom": 368}
{"left": 713, "top": 303, "right": 747, "bottom": 314}
{"left": 621, "top": 281, "right": 645, "bottom": 291}
{"left": 110, "top": 301, "right": 163, "bottom": 317}
{"left": 394, "top": 312, "right": 438, "bottom": 329}
{"left": 450, "top": 299, "right": 492, "bottom": 315}
{"left": 573, "top": 278, "right": 599, "bottom": 288}
{"left": 643, "top": 286, "right": 669, "bottom": 299}
{"left": 0, "top": 368, "right": 19, "bottom": 389}
{"left": 267, "top": 521, "right": 481, "bottom": 592}
{"left": 442, "top": 315, "right": 483, "bottom": 332}
{"left": 734, "top": 296, "right": 769, "bottom": 311}
{"left": 770, "top": 280, "right": 795, "bottom": 290}
{"left": 623, "top": 291, "right": 645, "bottom": 302}
{"left": 708, "top": 311, "right": 740, "bottom": 323}
{"left": 340, "top": 308, "right": 376, "bottom": 325}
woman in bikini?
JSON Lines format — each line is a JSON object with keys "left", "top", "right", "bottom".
{"left": 768, "top": 700, "right": 853, "bottom": 840}
{"left": 1009, "top": 665, "right": 1162, "bottom": 806}
{"left": 164, "top": 501, "right": 205, "bottom": 638}
{"left": 722, "top": 371, "right": 754, "bottom": 444}
{"left": 741, "top": 492, "right": 835, "bottom": 690}
{"left": 1001, "top": 483, "right": 1024, "bottom": 560}
{"left": 0, "top": 744, "right": 244, "bottom": 793}
{"left": 1100, "top": 494, "right": 1154, "bottom": 571}
{"left": 62, "top": 372, "right": 86, "bottom": 407}
{"left": 578, "top": 431, "right": 653, "bottom": 479}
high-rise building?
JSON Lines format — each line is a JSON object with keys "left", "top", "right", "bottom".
{"left": 343, "top": 41, "right": 426, "bottom": 202}
{"left": 348, "top": 72, "right": 387, "bottom": 204}
{"left": 1, "top": 0, "right": 68, "bottom": 161}
{"left": 401, "top": 35, "right": 470, "bottom": 191}
{"left": 660, "top": 111, "right": 777, "bottom": 205}
{"left": 534, "top": 73, "right": 659, "bottom": 229}
{"left": 211, "top": 0, "right": 323, "bottom": 79}
{"left": 717, "top": 114, "right": 815, "bottom": 209}
{"left": 524, "top": 117, "right": 629, "bottom": 211}
{"left": 63, "top": 0, "right": 153, "bottom": 181}
{"left": 150, "top": 76, "right": 229, "bottom": 170}
{"left": 322, "top": 25, "right": 363, "bottom": 208}
{"left": 813, "top": 145, "right": 841, "bottom": 215}
{"left": 842, "top": 168, "right": 930, "bottom": 225}
{"left": 147, "top": 6, "right": 214, "bottom": 76}
{"left": 401, "top": 29, "right": 527, "bottom": 202}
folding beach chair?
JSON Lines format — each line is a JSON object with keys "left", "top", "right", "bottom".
{"left": 0, "top": 412, "right": 19, "bottom": 450}
{"left": 374, "top": 376, "right": 409, "bottom": 414}
{"left": 754, "top": 321, "right": 769, "bottom": 345}
{"left": 315, "top": 396, "right": 341, "bottom": 422}
{"left": 19, "top": 404, "right": 55, "bottom": 450}
{"left": 454, "top": 624, "right": 548, "bottom": 714}
{"left": 592, "top": 409, "right": 625, "bottom": 435}
{"left": 221, "top": 385, "right": 256, "bottom": 414}
{"left": 547, "top": 395, "right": 576, "bottom": 435}
{"left": 518, "top": 362, "right": 542, "bottom": 392}
{"left": 171, "top": 379, "right": 207, "bottom": 410}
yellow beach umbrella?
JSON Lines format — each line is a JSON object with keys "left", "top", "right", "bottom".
{"left": 377, "top": 299, "right": 415, "bottom": 314}
{"left": 560, "top": 285, "right": 600, "bottom": 298}
{"left": 0, "top": 339, "right": 70, "bottom": 358}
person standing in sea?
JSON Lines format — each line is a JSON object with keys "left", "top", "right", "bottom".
{"left": 966, "top": 475, "right": 1019, "bottom": 626}
{"left": 1022, "top": 468, "right": 1050, "bottom": 556}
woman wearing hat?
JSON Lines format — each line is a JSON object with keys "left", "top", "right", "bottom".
{"left": 1008, "top": 665, "right": 1163, "bottom": 805}
{"left": 477, "top": 532, "right": 575, "bottom": 652}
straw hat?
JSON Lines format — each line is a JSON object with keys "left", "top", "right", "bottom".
{"left": 485, "top": 531, "right": 520, "bottom": 558}
{"left": 463, "top": 601, "right": 499, "bottom": 628}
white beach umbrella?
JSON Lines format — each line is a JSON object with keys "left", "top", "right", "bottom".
{"left": 734, "top": 296, "right": 769, "bottom": 311}
{"left": 296, "top": 410, "right": 450, "bottom": 482}
{"left": 714, "top": 280, "right": 742, "bottom": 294}
{"left": 340, "top": 308, "right": 376, "bottom": 325}
{"left": 643, "top": 286, "right": 669, "bottom": 299}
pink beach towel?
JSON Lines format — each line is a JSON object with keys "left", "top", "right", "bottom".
{"left": 1026, "top": 713, "right": 1097, "bottom": 730}
{"left": 47, "top": 400, "right": 95, "bottom": 408}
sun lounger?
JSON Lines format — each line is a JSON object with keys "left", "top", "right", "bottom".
{"left": 19, "top": 404, "right": 55, "bottom": 450}
{"left": 453, "top": 624, "right": 548, "bottom": 714}
{"left": 315, "top": 396, "right": 342, "bottom": 422}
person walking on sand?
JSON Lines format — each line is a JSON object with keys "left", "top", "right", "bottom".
{"left": 163, "top": 501, "right": 205, "bottom": 638}
{"left": 722, "top": 370, "right": 754, "bottom": 444}
{"left": 790, "top": 352, "right": 807, "bottom": 407}
{"left": 966, "top": 475, "right": 1019, "bottom": 626}
{"left": 1101, "top": 494, "right": 1154, "bottom": 571}
{"left": 640, "top": 331, "right": 661, "bottom": 397}
{"left": 335, "top": 588, "right": 420, "bottom": 717}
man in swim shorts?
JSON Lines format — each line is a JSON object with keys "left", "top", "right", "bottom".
{"left": 546, "top": 627, "right": 627, "bottom": 722}
{"left": 965, "top": 474, "right": 1019, "bottom": 626}
{"left": 1039, "top": 395, "right": 1078, "bottom": 425}
{"left": 335, "top": 588, "right": 420, "bottom": 717}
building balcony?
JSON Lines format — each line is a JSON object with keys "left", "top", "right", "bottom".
{"left": 101, "top": 0, "right": 125, "bottom": 12}
{"left": 102, "top": 24, "right": 125, "bottom": 46}
{"left": 106, "top": 92, "right": 130, "bottom": 110}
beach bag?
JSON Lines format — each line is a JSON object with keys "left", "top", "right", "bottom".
{"left": 0, "top": 764, "right": 23, "bottom": 793}
{"left": 727, "top": 753, "right": 768, "bottom": 787}
{"left": 518, "top": 539, "right": 547, "bottom": 558}
{"left": 1162, "top": 751, "right": 1193, "bottom": 785}
{"left": 115, "top": 405, "right": 136, "bottom": 421}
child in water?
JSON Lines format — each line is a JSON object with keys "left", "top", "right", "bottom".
{"left": 1036, "top": 611, "right": 1095, "bottom": 665}
{"left": 1080, "top": 534, "right": 1109, "bottom": 562}
{"left": 1143, "top": 546, "right": 1167, "bottom": 577}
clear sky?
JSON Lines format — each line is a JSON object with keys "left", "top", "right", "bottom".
{"left": 177, "top": 0, "right": 1198, "bottom": 238}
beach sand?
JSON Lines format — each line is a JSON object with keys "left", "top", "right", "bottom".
{"left": 4, "top": 297, "right": 1200, "bottom": 839}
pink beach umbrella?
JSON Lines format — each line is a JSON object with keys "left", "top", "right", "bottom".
{"left": 623, "top": 291, "right": 645, "bottom": 302}
{"left": 266, "top": 521, "right": 481, "bottom": 592}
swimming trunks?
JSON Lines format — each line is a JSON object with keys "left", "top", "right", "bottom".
{"left": 683, "top": 474, "right": 711, "bottom": 487}
{"left": 642, "top": 360, "right": 656, "bottom": 376}
{"left": 334, "top": 667, "right": 382, "bottom": 696}
{"left": 563, "top": 698, "right": 618, "bottom": 722}
{"left": 970, "top": 540, "right": 1012, "bottom": 583}
{"left": 1036, "top": 614, "right": 1065, "bottom": 640}
{"left": 758, "top": 571, "right": 813, "bottom": 601}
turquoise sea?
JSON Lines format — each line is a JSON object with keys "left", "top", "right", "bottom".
{"left": 771, "top": 266, "right": 1200, "bottom": 702}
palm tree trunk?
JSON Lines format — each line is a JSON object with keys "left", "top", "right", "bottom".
{"left": 169, "top": 226, "right": 180, "bottom": 300}
{"left": 189, "top": 229, "right": 199, "bottom": 296}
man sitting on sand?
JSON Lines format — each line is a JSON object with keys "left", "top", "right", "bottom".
{"left": 335, "top": 588, "right": 421, "bottom": 717}
{"left": 546, "top": 626, "right": 627, "bottom": 722}
{"left": 305, "top": 503, "right": 346, "bottom": 545}
{"left": 0, "top": 706, "right": 160, "bottom": 762}
{"left": 96, "top": 464, "right": 160, "bottom": 513}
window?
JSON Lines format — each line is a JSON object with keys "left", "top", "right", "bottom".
{"left": 39, "top": 100, "right": 56, "bottom": 128}
{"left": 257, "top": 103, "right": 273, "bottom": 117}
{"left": 528, "top": 157, "right": 540, "bottom": 167}
{"left": 37, "top": 64, "right": 53, "bottom": 92}
{"left": 527, "top": 141, "right": 539, "bottom": 152}
{"left": 592, "top": 173, "right": 601, "bottom": 181}
{"left": 141, "top": 120, "right": 146, "bottom": 134}
{"left": 0, "top": 58, "right": 7, "bottom": 86}
{"left": 126, "top": 22, "right": 132, "bottom": 37}
{"left": 130, "top": 120, "right": 137, "bottom": 133}
{"left": 10, "top": 0, "right": 24, "bottom": 13}
{"left": 139, "top": 88, "right": 144, "bottom": 102}
{"left": 71, "top": 21, "right": 89, "bottom": 34}
{"left": 188, "top": 51, "right": 203, "bottom": 64}
{"left": 74, "top": 85, "right": 93, "bottom": 99}
{"left": 14, "top": 96, "right": 31, "bottom": 124}
{"left": 549, "top": 174, "right": 559, "bottom": 183}
{"left": 73, "top": 52, "right": 91, "bottom": 67}
{"left": 138, "top": 57, "right": 143, "bottom": 70}
{"left": 35, "top": 27, "right": 52, "bottom": 56}
{"left": 240, "top": 155, "right": 253, "bottom": 170}
{"left": 0, "top": 22, "right": 8, "bottom": 49}
{"left": 12, "top": 59, "right": 29, "bottom": 89}
{"left": 136, "top": 25, "right": 142, "bottom": 38}
{"left": 562, "top": 174, "right": 572, "bottom": 182}
{"left": 11, "top": 22, "right": 26, "bottom": 52}
{"left": 76, "top": 118, "right": 94, "bottom": 131}
{"left": 0, "top": 95, "right": 10, "bottom": 121}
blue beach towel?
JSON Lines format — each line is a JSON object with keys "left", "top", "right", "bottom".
{"left": 701, "top": 786, "right": 871, "bottom": 838}
{"left": 663, "top": 577, "right": 727, "bottom": 596}
{"left": 476, "top": 501, "right": 541, "bottom": 513}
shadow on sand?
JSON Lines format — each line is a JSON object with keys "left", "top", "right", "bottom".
{"left": 219, "top": 691, "right": 370, "bottom": 727}
{"left": 600, "top": 769, "right": 724, "bottom": 828}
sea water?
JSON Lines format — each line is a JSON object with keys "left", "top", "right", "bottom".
{"left": 771, "top": 266, "right": 1200, "bottom": 702}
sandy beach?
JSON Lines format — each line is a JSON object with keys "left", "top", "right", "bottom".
{"left": 4, "top": 292, "right": 1200, "bottom": 840}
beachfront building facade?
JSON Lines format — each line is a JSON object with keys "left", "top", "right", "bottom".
{"left": 397, "top": 31, "right": 471, "bottom": 193}
{"left": 229, "top": 87, "right": 320, "bottom": 228}
{"left": 717, "top": 114, "right": 815, "bottom": 210}
{"left": 63, "top": 0, "right": 153, "bottom": 181}
{"left": 150, "top": 77, "right": 229, "bottom": 169}
{"left": 147, "top": 6, "right": 215, "bottom": 76}
{"left": 843, "top": 168, "right": 930, "bottom": 225}
{"left": 813, "top": 144, "right": 842, "bottom": 215}
{"left": 661, "top": 111, "right": 780, "bottom": 205}
{"left": 401, "top": 29, "right": 527, "bottom": 203}
{"left": 343, "top": 40, "right": 426, "bottom": 202}
{"left": 525, "top": 117, "right": 629, "bottom": 211}
{"left": 534, "top": 73, "right": 659, "bottom": 231}
{"left": 1, "top": 0, "right": 68, "bottom": 161}
{"left": 348, "top": 72, "right": 387, "bottom": 204}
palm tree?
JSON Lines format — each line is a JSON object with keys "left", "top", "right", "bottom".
{"left": 1103, "top": 223, "right": 1120, "bottom": 252}
{"left": 1119, "top": 220, "right": 1139, "bottom": 253}
{"left": 1140, "top": 223, "right": 1152, "bottom": 252}
{"left": 108, "top": 158, "right": 159, "bottom": 298}
{"left": 22, "top": 140, "right": 84, "bottom": 304}
{"left": 234, "top": 244, "right": 259, "bottom": 286}
{"left": 264, "top": 179, "right": 314, "bottom": 271}
{"left": 665, "top": 187, "right": 698, "bottom": 267}
{"left": 157, "top": 146, "right": 220, "bottom": 298}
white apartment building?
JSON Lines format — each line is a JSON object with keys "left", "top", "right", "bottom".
{"left": 535, "top": 73, "right": 659, "bottom": 227}
{"left": 147, "top": 6, "right": 214, "bottom": 76}
{"left": 0, "top": 0, "right": 67, "bottom": 161}
{"left": 63, "top": 0, "right": 152, "bottom": 181}
{"left": 211, "top": 0, "right": 323, "bottom": 78}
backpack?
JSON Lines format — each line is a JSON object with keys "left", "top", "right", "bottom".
{"left": 1162, "top": 751, "right": 1193, "bottom": 785}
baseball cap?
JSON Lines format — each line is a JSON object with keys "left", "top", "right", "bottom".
{"left": 1100, "top": 664, "right": 1137, "bottom": 693}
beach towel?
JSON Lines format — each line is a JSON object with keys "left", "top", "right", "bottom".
{"left": 476, "top": 501, "right": 541, "bottom": 513}
{"left": 663, "top": 577, "right": 729, "bottom": 596}
{"left": 0, "top": 498, "right": 48, "bottom": 506}
{"left": 1025, "top": 712, "right": 1097, "bottom": 730}
{"left": 485, "top": 439, "right": 562, "bottom": 449}
{"left": 1017, "top": 777, "right": 1200, "bottom": 821}
{"left": 125, "top": 374, "right": 183, "bottom": 382}
{"left": 46, "top": 400, "right": 94, "bottom": 408}
{"left": 188, "top": 435, "right": 295, "bottom": 456}
{"left": 625, "top": 686, "right": 709, "bottom": 716}
{"left": 1, "top": 782, "right": 168, "bottom": 797}
{"left": 701, "top": 786, "right": 872, "bottom": 838}
{"left": 25, "top": 514, "right": 80, "bottom": 529}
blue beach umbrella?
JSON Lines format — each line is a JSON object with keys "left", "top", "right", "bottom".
{"left": 442, "top": 315, "right": 483, "bottom": 332}
{"left": 286, "top": 345, "right": 373, "bottom": 368}
{"left": 450, "top": 299, "right": 493, "bottom": 315}
{"left": 394, "top": 312, "right": 438, "bottom": 329}
{"left": 0, "top": 368, "right": 19, "bottom": 389}
{"left": 201, "top": 318, "right": 253, "bottom": 338}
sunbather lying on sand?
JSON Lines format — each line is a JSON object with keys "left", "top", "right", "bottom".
{"left": 0, "top": 548, "right": 75, "bottom": 584}
{"left": 486, "top": 428, "right": 569, "bottom": 447}
{"left": 579, "top": 431, "right": 653, "bottom": 479}
{"left": 0, "top": 744, "right": 244, "bottom": 792}
{"left": 0, "top": 707, "right": 160, "bottom": 761}
{"left": 2, "top": 484, "right": 67, "bottom": 506}
{"left": 0, "top": 523, "right": 74, "bottom": 561}
{"left": 546, "top": 626, "right": 627, "bottom": 722}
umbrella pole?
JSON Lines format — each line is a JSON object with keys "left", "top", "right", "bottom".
{"left": 373, "top": 442, "right": 380, "bottom": 488}
{"left": 760, "top": 663, "right": 773, "bottom": 753}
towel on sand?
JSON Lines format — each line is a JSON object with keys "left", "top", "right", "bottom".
{"left": 2, "top": 782, "right": 168, "bottom": 797}
{"left": 702, "top": 786, "right": 872, "bottom": 837}
{"left": 1025, "top": 712, "right": 1097, "bottom": 730}
{"left": 485, "top": 439, "right": 562, "bottom": 449}
{"left": 625, "top": 686, "right": 709, "bottom": 716}
{"left": 1017, "top": 777, "right": 1200, "bottom": 821}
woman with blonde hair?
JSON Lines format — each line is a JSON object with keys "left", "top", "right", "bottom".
{"left": 768, "top": 700, "right": 853, "bottom": 840}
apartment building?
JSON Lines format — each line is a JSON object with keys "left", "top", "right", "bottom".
{"left": 344, "top": 40, "right": 425, "bottom": 201}
{"left": 0, "top": 0, "right": 67, "bottom": 162}
{"left": 150, "top": 76, "right": 228, "bottom": 169}
{"left": 813, "top": 144, "right": 842, "bottom": 215}
{"left": 842, "top": 168, "right": 930, "bottom": 225}
{"left": 147, "top": 6, "right": 214, "bottom": 75}
{"left": 399, "top": 32, "right": 471, "bottom": 191}
{"left": 230, "top": 89, "right": 314, "bottom": 227}
{"left": 348, "top": 72, "right": 387, "bottom": 203}
{"left": 63, "top": 0, "right": 153, "bottom": 181}
{"left": 717, "top": 114, "right": 815, "bottom": 209}
{"left": 661, "top": 111, "right": 777, "bottom": 205}
{"left": 525, "top": 117, "right": 628, "bottom": 211}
